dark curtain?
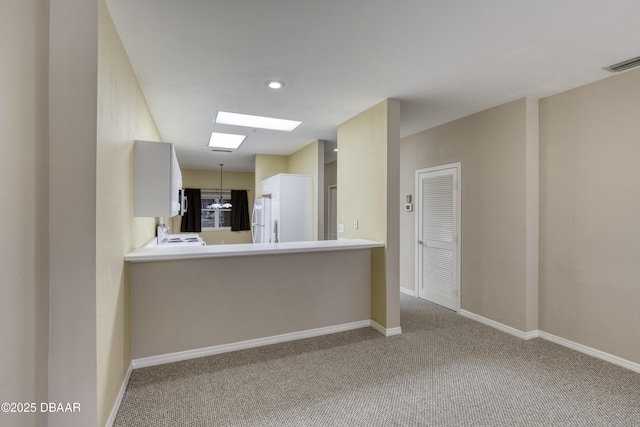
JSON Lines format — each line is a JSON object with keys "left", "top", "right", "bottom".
{"left": 230, "top": 190, "right": 250, "bottom": 231}
{"left": 180, "top": 188, "right": 201, "bottom": 232}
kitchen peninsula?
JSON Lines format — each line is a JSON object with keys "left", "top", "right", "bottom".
{"left": 125, "top": 239, "right": 385, "bottom": 368}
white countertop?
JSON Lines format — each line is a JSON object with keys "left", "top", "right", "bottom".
{"left": 125, "top": 239, "right": 385, "bottom": 263}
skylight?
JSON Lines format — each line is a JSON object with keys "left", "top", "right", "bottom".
{"left": 208, "top": 132, "right": 246, "bottom": 149}
{"left": 215, "top": 111, "right": 302, "bottom": 132}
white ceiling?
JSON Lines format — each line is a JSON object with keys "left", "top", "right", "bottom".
{"left": 105, "top": 0, "right": 640, "bottom": 172}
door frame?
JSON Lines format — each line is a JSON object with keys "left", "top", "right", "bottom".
{"left": 414, "top": 162, "right": 461, "bottom": 311}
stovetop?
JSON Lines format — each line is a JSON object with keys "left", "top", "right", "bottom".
{"left": 164, "top": 234, "right": 201, "bottom": 243}
{"left": 156, "top": 225, "right": 205, "bottom": 246}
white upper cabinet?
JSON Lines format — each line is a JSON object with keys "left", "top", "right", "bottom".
{"left": 134, "top": 140, "right": 183, "bottom": 217}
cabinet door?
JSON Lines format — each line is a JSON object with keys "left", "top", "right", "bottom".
{"left": 169, "top": 144, "right": 182, "bottom": 216}
{"left": 134, "top": 140, "right": 182, "bottom": 217}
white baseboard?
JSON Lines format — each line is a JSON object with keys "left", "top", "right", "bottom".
{"left": 459, "top": 309, "right": 640, "bottom": 374}
{"left": 400, "top": 287, "right": 416, "bottom": 297}
{"left": 132, "top": 320, "right": 372, "bottom": 369}
{"left": 459, "top": 310, "right": 538, "bottom": 341}
{"left": 539, "top": 331, "right": 640, "bottom": 374}
{"left": 106, "top": 361, "right": 132, "bottom": 427}
{"left": 370, "top": 320, "right": 402, "bottom": 337}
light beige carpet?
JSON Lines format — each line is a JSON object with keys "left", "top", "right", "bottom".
{"left": 114, "top": 295, "right": 640, "bottom": 426}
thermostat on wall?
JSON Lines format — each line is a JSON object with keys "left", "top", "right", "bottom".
{"left": 404, "top": 203, "right": 413, "bottom": 212}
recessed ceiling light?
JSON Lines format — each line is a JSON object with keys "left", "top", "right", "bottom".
{"left": 266, "top": 80, "right": 284, "bottom": 89}
{"left": 333, "top": 148, "right": 338, "bottom": 152}
{"left": 208, "top": 132, "right": 246, "bottom": 149}
{"left": 215, "top": 111, "right": 301, "bottom": 132}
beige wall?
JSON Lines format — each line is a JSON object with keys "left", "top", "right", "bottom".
{"left": 131, "top": 250, "right": 371, "bottom": 359}
{"left": 400, "top": 73, "right": 640, "bottom": 365}
{"left": 0, "top": 1, "right": 50, "bottom": 426}
{"left": 48, "top": 0, "right": 100, "bottom": 425}
{"left": 171, "top": 169, "right": 255, "bottom": 245}
{"left": 337, "top": 99, "right": 401, "bottom": 329}
{"left": 2, "top": 2, "right": 147, "bottom": 425}
{"left": 540, "top": 69, "right": 640, "bottom": 364}
{"left": 524, "top": 98, "right": 539, "bottom": 332}
{"left": 288, "top": 140, "right": 325, "bottom": 240}
{"left": 96, "top": 1, "right": 160, "bottom": 425}
{"left": 255, "top": 154, "right": 288, "bottom": 196}
{"left": 400, "top": 99, "right": 534, "bottom": 331}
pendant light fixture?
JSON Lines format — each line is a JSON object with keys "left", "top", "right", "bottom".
{"left": 211, "top": 163, "right": 232, "bottom": 209}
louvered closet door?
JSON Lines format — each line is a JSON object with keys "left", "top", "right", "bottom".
{"left": 417, "top": 167, "right": 459, "bottom": 311}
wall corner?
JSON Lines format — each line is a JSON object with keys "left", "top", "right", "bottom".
{"left": 525, "top": 96, "right": 540, "bottom": 332}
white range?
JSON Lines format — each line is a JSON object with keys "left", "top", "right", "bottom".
{"left": 148, "top": 225, "right": 206, "bottom": 247}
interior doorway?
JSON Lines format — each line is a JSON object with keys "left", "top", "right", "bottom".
{"left": 415, "top": 163, "right": 461, "bottom": 311}
{"left": 328, "top": 185, "right": 337, "bottom": 240}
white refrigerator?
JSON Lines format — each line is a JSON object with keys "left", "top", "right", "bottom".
{"left": 251, "top": 198, "right": 272, "bottom": 243}
{"left": 261, "top": 174, "right": 312, "bottom": 243}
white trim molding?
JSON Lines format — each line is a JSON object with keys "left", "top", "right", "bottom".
{"left": 106, "top": 361, "right": 132, "bottom": 427}
{"left": 133, "top": 320, "right": 377, "bottom": 369}
{"left": 539, "top": 331, "right": 640, "bottom": 374}
{"left": 459, "top": 309, "right": 640, "bottom": 374}
{"left": 371, "top": 320, "right": 402, "bottom": 337}
{"left": 400, "top": 287, "right": 416, "bottom": 297}
{"left": 459, "top": 310, "right": 539, "bottom": 341}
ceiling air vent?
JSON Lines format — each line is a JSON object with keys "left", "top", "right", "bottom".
{"left": 604, "top": 55, "right": 640, "bottom": 73}
{"left": 212, "top": 149, "right": 232, "bottom": 153}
